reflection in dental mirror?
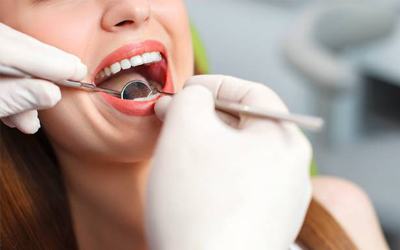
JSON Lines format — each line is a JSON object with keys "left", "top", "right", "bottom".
{"left": 120, "top": 80, "right": 155, "bottom": 100}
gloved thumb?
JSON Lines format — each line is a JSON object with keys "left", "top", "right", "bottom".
{"left": 154, "top": 96, "right": 173, "bottom": 121}
{"left": 159, "top": 85, "right": 217, "bottom": 127}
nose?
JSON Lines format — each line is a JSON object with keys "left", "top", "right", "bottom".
{"left": 101, "top": 0, "right": 151, "bottom": 32}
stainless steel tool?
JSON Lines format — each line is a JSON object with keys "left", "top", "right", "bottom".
{"left": 0, "top": 64, "right": 324, "bottom": 131}
{"left": 0, "top": 64, "right": 121, "bottom": 97}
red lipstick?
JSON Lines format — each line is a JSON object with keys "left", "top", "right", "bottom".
{"left": 94, "top": 40, "right": 174, "bottom": 116}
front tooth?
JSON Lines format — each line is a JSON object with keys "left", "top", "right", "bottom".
{"left": 120, "top": 59, "right": 131, "bottom": 70}
{"left": 151, "top": 52, "right": 162, "bottom": 62}
{"left": 142, "top": 53, "right": 153, "bottom": 64}
{"left": 110, "top": 62, "right": 122, "bottom": 74}
{"left": 156, "top": 52, "right": 162, "bottom": 61}
{"left": 142, "top": 52, "right": 162, "bottom": 64}
{"left": 104, "top": 67, "right": 112, "bottom": 76}
{"left": 130, "top": 55, "right": 144, "bottom": 67}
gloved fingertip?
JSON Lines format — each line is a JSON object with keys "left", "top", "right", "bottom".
{"left": 71, "top": 60, "right": 88, "bottom": 80}
{"left": 33, "top": 80, "right": 62, "bottom": 108}
{"left": 16, "top": 117, "right": 41, "bottom": 134}
{"left": 155, "top": 96, "right": 173, "bottom": 121}
{"left": 11, "top": 111, "right": 40, "bottom": 134}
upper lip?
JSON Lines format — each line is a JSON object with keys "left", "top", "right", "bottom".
{"left": 91, "top": 40, "right": 168, "bottom": 85}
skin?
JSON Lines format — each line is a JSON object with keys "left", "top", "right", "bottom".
{"left": 312, "top": 177, "right": 389, "bottom": 250}
{"left": 0, "top": 0, "right": 193, "bottom": 249}
{"left": 0, "top": 1, "right": 389, "bottom": 250}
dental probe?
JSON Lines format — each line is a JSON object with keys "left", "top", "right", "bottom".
{"left": 159, "top": 92, "right": 324, "bottom": 132}
{"left": 0, "top": 64, "right": 121, "bottom": 97}
{"left": 0, "top": 63, "right": 324, "bottom": 131}
{"left": 0, "top": 64, "right": 160, "bottom": 100}
{"left": 122, "top": 80, "right": 325, "bottom": 132}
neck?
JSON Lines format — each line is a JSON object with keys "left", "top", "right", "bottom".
{"left": 57, "top": 151, "right": 151, "bottom": 250}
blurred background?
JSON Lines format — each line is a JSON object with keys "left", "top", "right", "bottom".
{"left": 185, "top": 0, "right": 400, "bottom": 248}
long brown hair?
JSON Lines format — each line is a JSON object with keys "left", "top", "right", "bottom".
{"left": 0, "top": 126, "right": 357, "bottom": 250}
{"left": 0, "top": 125, "right": 77, "bottom": 249}
{"left": 297, "top": 199, "right": 357, "bottom": 250}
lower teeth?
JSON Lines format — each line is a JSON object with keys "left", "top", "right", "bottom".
{"left": 133, "top": 92, "right": 160, "bottom": 102}
{"left": 134, "top": 80, "right": 163, "bottom": 101}
{"left": 132, "top": 80, "right": 162, "bottom": 101}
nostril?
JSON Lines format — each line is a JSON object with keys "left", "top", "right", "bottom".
{"left": 115, "top": 20, "right": 134, "bottom": 27}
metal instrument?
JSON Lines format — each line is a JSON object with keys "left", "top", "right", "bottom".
{"left": 0, "top": 64, "right": 324, "bottom": 131}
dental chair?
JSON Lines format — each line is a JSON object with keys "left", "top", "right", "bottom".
{"left": 283, "top": 1, "right": 397, "bottom": 146}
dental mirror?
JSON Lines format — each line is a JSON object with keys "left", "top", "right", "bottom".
{"left": 0, "top": 64, "right": 324, "bottom": 132}
{"left": 120, "top": 80, "right": 155, "bottom": 100}
{"left": 118, "top": 80, "right": 324, "bottom": 131}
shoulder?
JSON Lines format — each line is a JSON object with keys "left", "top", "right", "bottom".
{"left": 311, "top": 176, "right": 389, "bottom": 250}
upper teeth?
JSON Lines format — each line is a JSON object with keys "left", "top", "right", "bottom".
{"left": 96, "top": 51, "right": 162, "bottom": 80}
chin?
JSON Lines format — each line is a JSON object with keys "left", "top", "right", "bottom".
{"left": 99, "top": 116, "right": 162, "bottom": 163}
{"left": 40, "top": 90, "right": 162, "bottom": 164}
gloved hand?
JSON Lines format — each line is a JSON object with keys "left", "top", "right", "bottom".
{"left": 147, "top": 75, "right": 312, "bottom": 250}
{"left": 0, "top": 23, "right": 87, "bottom": 134}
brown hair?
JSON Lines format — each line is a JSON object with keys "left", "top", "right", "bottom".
{"left": 0, "top": 123, "right": 357, "bottom": 250}
{"left": 0, "top": 125, "right": 77, "bottom": 249}
{"left": 297, "top": 199, "right": 357, "bottom": 250}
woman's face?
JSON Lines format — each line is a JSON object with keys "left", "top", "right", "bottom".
{"left": 0, "top": 0, "right": 193, "bottom": 162}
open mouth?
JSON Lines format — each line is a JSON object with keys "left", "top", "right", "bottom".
{"left": 92, "top": 40, "right": 174, "bottom": 116}
{"left": 94, "top": 51, "right": 167, "bottom": 101}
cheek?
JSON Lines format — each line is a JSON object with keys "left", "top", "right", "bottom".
{"left": 155, "top": 0, "right": 193, "bottom": 90}
{"left": 39, "top": 91, "right": 162, "bottom": 162}
{"left": 10, "top": 4, "right": 98, "bottom": 62}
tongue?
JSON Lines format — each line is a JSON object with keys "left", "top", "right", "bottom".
{"left": 98, "top": 70, "right": 147, "bottom": 92}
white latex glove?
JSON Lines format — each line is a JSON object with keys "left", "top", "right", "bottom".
{"left": 0, "top": 23, "right": 87, "bottom": 134}
{"left": 147, "top": 75, "right": 312, "bottom": 250}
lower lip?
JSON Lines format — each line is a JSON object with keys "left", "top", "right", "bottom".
{"left": 99, "top": 72, "right": 174, "bottom": 116}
